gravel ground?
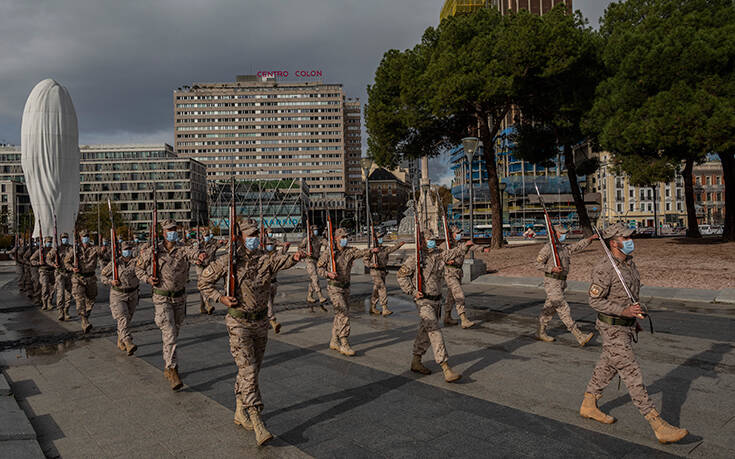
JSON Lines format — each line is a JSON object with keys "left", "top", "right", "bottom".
{"left": 477, "top": 237, "right": 735, "bottom": 289}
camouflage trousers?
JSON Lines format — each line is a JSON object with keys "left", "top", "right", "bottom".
{"left": 16, "top": 264, "right": 24, "bottom": 291}
{"left": 305, "top": 259, "right": 326, "bottom": 302}
{"left": 153, "top": 295, "right": 186, "bottom": 369}
{"left": 30, "top": 267, "right": 41, "bottom": 303}
{"left": 71, "top": 274, "right": 97, "bottom": 317}
{"left": 369, "top": 269, "right": 388, "bottom": 307}
{"left": 267, "top": 282, "right": 277, "bottom": 321}
{"left": 444, "top": 267, "right": 465, "bottom": 316}
{"left": 22, "top": 265, "right": 33, "bottom": 296}
{"left": 55, "top": 272, "right": 73, "bottom": 311}
{"left": 413, "top": 299, "right": 448, "bottom": 364}
{"left": 226, "top": 314, "right": 268, "bottom": 411}
{"left": 586, "top": 320, "right": 655, "bottom": 416}
{"left": 327, "top": 286, "right": 350, "bottom": 339}
{"left": 110, "top": 290, "right": 138, "bottom": 343}
{"left": 39, "top": 269, "right": 56, "bottom": 309}
{"left": 539, "top": 278, "right": 576, "bottom": 330}
{"left": 195, "top": 265, "right": 213, "bottom": 311}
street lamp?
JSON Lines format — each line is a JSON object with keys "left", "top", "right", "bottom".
{"left": 360, "top": 157, "right": 373, "bottom": 245}
{"left": 462, "top": 137, "right": 480, "bottom": 242}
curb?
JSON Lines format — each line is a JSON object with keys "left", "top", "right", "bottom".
{"left": 0, "top": 372, "right": 44, "bottom": 458}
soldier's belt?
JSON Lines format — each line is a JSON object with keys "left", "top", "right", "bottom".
{"left": 40, "top": 267, "right": 54, "bottom": 272}
{"left": 420, "top": 293, "right": 442, "bottom": 301}
{"left": 328, "top": 280, "right": 350, "bottom": 289}
{"left": 74, "top": 272, "right": 95, "bottom": 278}
{"left": 227, "top": 308, "right": 268, "bottom": 322}
{"left": 112, "top": 286, "right": 138, "bottom": 294}
{"left": 445, "top": 264, "right": 463, "bottom": 270}
{"left": 544, "top": 272, "right": 567, "bottom": 281}
{"left": 597, "top": 313, "right": 636, "bottom": 327}
{"left": 152, "top": 288, "right": 186, "bottom": 298}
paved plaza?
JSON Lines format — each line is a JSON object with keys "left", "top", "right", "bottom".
{"left": 1, "top": 265, "right": 734, "bottom": 458}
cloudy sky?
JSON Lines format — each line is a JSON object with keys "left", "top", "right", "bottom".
{"left": 0, "top": 0, "right": 613, "bottom": 184}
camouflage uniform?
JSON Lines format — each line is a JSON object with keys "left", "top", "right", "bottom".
{"left": 30, "top": 237, "right": 55, "bottom": 310}
{"left": 196, "top": 237, "right": 220, "bottom": 314}
{"left": 299, "top": 233, "right": 327, "bottom": 305}
{"left": 63, "top": 233, "right": 105, "bottom": 332}
{"left": 442, "top": 237, "right": 476, "bottom": 328}
{"left": 25, "top": 245, "right": 41, "bottom": 305}
{"left": 535, "top": 228, "right": 593, "bottom": 344}
{"left": 265, "top": 237, "right": 289, "bottom": 332}
{"left": 364, "top": 240, "right": 404, "bottom": 316}
{"left": 317, "top": 229, "right": 371, "bottom": 355}
{"left": 21, "top": 245, "right": 34, "bottom": 298}
{"left": 46, "top": 238, "right": 73, "bottom": 320}
{"left": 101, "top": 242, "right": 140, "bottom": 355}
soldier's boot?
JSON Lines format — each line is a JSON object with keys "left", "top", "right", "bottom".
{"left": 459, "top": 313, "right": 476, "bottom": 329}
{"left": 124, "top": 339, "right": 137, "bottom": 356}
{"left": 443, "top": 310, "right": 459, "bottom": 326}
{"left": 63, "top": 307, "right": 71, "bottom": 321}
{"left": 440, "top": 362, "right": 462, "bottom": 383}
{"left": 233, "top": 399, "right": 253, "bottom": 431}
{"left": 270, "top": 319, "right": 281, "bottom": 334}
{"left": 199, "top": 304, "right": 208, "bottom": 314}
{"left": 410, "top": 355, "right": 431, "bottom": 375}
{"left": 537, "top": 323, "right": 555, "bottom": 342}
{"left": 81, "top": 316, "right": 92, "bottom": 334}
{"left": 645, "top": 409, "right": 688, "bottom": 444}
{"left": 571, "top": 326, "right": 594, "bottom": 347}
{"left": 167, "top": 367, "right": 183, "bottom": 391}
{"left": 41, "top": 299, "right": 48, "bottom": 311}
{"left": 319, "top": 297, "right": 328, "bottom": 311}
{"left": 117, "top": 337, "right": 126, "bottom": 352}
{"left": 579, "top": 393, "right": 615, "bottom": 424}
{"left": 369, "top": 302, "right": 380, "bottom": 315}
{"left": 338, "top": 337, "right": 356, "bottom": 357}
{"left": 57, "top": 308, "right": 65, "bottom": 321}
{"left": 329, "top": 331, "right": 340, "bottom": 352}
{"left": 247, "top": 407, "right": 273, "bottom": 446}
{"left": 381, "top": 304, "right": 393, "bottom": 316}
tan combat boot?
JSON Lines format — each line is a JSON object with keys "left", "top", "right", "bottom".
{"left": 199, "top": 304, "right": 207, "bottom": 314}
{"left": 537, "top": 323, "right": 554, "bottom": 342}
{"left": 319, "top": 299, "right": 328, "bottom": 312}
{"left": 233, "top": 399, "right": 253, "bottom": 431}
{"left": 168, "top": 367, "right": 183, "bottom": 391}
{"left": 410, "top": 355, "right": 431, "bottom": 375}
{"left": 117, "top": 337, "right": 126, "bottom": 352}
{"left": 645, "top": 409, "right": 688, "bottom": 444}
{"left": 81, "top": 316, "right": 92, "bottom": 334}
{"left": 63, "top": 308, "right": 71, "bottom": 321}
{"left": 572, "top": 327, "right": 594, "bottom": 347}
{"left": 440, "top": 362, "right": 462, "bottom": 383}
{"left": 124, "top": 339, "right": 137, "bottom": 356}
{"left": 579, "top": 393, "right": 615, "bottom": 424}
{"left": 247, "top": 407, "right": 273, "bottom": 446}
{"left": 338, "top": 337, "right": 356, "bottom": 357}
{"left": 57, "top": 308, "right": 65, "bottom": 321}
{"left": 369, "top": 302, "right": 380, "bottom": 315}
{"left": 270, "top": 319, "right": 281, "bottom": 334}
{"left": 443, "top": 310, "right": 459, "bottom": 326}
{"left": 329, "top": 331, "right": 339, "bottom": 352}
{"left": 459, "top": 313, "right": 475, "bottom": 329}
{"left": 381, "top": 304, "right": 393, "bottom": 316}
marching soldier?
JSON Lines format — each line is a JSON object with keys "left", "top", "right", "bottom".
{"left": 300, "top": 225, "right": 328, "bottom": 311}
{"left": 30, "top": 236, "right": 56, "bottom": 311}
{"left": 580, "top": 223, "right": 687, "bottom": 444}
{"left": 26, "top": 239, "right": 41, "bottom": 306}
{"left": 22, "top": 241, "right": 35, "bottom": 300}
{"left": 364, "top": 232, "right": 405, "bottom": 316}
{"left": 136, "top": 219, "right": 207, "bottom": 390}
{"left": 317, "top": 228, "right": 377, "bottom": 356}
{"left": 9, "top": 239, "right": 26, "bottom": 296}
{"left": 198, "top": 219, "right": 305, "bottom": 446}
{"left": 63, "top": 230, "right": 105, "bottom": 333}
{"left": 397, "top": 230, "right": 470, "bottom": 383}
{"left": 265, "top": 236, "right": 289, "bottom": 334}
{"left": 101, "top": 241, "right": 140, "bottom": 356}
{"left": 442, "top": 225, "right": 476, "bottom": 329}
{"left": 47, "top": 233, "right": 73, "bottom": 321}
{"left": 196, "top": 228, "right": 219, "bottom": 315}
{"left": 535, "top": 225, "right": 596, "bottom": 345}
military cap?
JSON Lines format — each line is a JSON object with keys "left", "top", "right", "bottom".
{"left": 554, "top": 225, "right": 569, "bottom": 234}
{"left": 424, "top": 229, "right": 436, "bottom": 240}
{"left": 122, "top": 241, "right": 135, "bottom": 251}
{"left": 79, "top": 229, "right": 89, "bottom": 237}
{"left": 60, "top": 232, "right": 69, "bottom": 238}
{"left": 450, "top": 225, "right": 462, "bottom": 233}
{"left": 44, "top": 236, "right": 53, "bottom": 243}
{"left": 238, "top": 218, "right": 259, "bottom": 236}
{"left": 602, "top": 223, "right": 635, "bottom": 239}
{"left": 334, "top": 228, "right": 348, "bottom": 239}
{"left": 161, "top": 219, "right": 178, "bottom": 230}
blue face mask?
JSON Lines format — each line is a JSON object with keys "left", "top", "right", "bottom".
{"left": 377, "top": 238, "right": 383, "bottom": 245}
{"left": 134, "top": 238, "right": 139, "bottom": 243}
{"left": 204, "top": 235, "right": 212, "bottom": 242}
{"left": 621, "top": 239, "right": 635, "bottom": 255}
{"left": 245, "top": 237, "right": 259, "bottom": 250}
{"left": 558, "top": 233, "right": 566, "bottom": 242}
{"left": 166, "top": 231, "right": 179, "bottom": 242}
{"left": 339, "top": 238, "right": 348, "bottom": 248}
{"left": 454, "top": 233, "right": 462, "bottom": 241}
{"left": 61, "top": 238, "right": 68, "bottom": 245}
{"left": 45, "top": 242, "right": 52, "bottom": 248}
{"left": 121, "top": 249, "right": 131, "bottom": 258}
{"left": 81, "top": 236, "right": 90, "bottom": 244}
{"left": 426, "top": 240, "right": 437, "bottom": 249}
{"left": 313, "top": 230, "right": 319, "bottom": 236}
{"left": 265, "top": 244, "right": 274, "bottom": 252}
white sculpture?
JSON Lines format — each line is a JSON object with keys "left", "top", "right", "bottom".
{"left": 21, "top": 79, "right": 80, "bottom": 238}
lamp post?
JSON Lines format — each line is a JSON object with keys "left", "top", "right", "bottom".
{"left": 462, "top": 137, "right": 480, "bottom": 243}
{"left": 360, "top": 157, "right": 373, "bottom": 246}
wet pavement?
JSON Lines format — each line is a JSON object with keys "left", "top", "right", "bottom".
{"left": 1, "top": 267, "right": 734, "bottom": 458}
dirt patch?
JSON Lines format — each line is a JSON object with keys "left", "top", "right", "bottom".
{"left": 476, "top": 237, "right": 735, "bottom": 290}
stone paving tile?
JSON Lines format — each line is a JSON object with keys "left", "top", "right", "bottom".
{"left": 0, "top": 439, "right": 44, "bottom": 458}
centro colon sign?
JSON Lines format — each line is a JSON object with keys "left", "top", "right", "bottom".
{"left": 256, "top": 70, "right": 323, "bottom": 78}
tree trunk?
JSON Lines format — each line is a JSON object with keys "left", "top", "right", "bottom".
{"left": 683, "top": 158, "right": 701, "bottom": 238}
{"left": 477, "top": 113, "right": 504, "bottom": 250}
{"left": 720, "top": 151, "right": 735, "bottom": 242}
{"left": 564, "top": 146, "right": 593, "bottom": 237}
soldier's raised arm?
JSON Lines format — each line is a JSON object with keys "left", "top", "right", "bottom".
{"left": 396, "top": 256, "right": 417, "bottom": 297}
{"left": 197, "top": 254, "right": 228, "bottom": 306}
{"left": 135, "top": 250, "right": 151, "bottom": 283}
{"left": 569, "top": 235, "right": 594, "bottom": 255}
{"left": 386, "top": 240, "right": 406, "bottom": 255}
{"left": 588, "top": 263, "right": 622, "bottom": 316}
{"left": 266, "top": 250, "right": 300, "bottom": 275}
{"left": 317, "top": 248, "right": 330, "bottom": 278}
{"left": 100, "top": 261, "right": 114, "bottom": 286}
{"left": 441, "top": 244, "right": 468, "bottom": 264}
{"left": 535, "top": 244, "right": 551, "bottom": 271}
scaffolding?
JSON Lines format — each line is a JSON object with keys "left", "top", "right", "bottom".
{"left": 440, "top": 0, "right": 491, "bottom": 21}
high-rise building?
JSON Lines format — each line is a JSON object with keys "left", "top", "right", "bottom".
{"left": 173, "top": 75, "right": 362, "bottom": 219}
{"left": 440, "top": 0, "right": 572, "bottom": 21}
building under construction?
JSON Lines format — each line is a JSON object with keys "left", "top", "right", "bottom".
{"left": 440, "top": 0, "right": 572, "bottom": 21}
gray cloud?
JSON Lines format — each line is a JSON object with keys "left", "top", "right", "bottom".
{"left": 0, "top": 0, "right": 612, "bottom": 147}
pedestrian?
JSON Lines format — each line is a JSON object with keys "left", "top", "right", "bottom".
{"left": 63, "top": 229, "right": 105, "bottom": 333}
{"left": 580, "top": 223, "right": 687, "bottom": 444}
{"left": 47, "top": 233, "right": 73, "bottom": 321}
{"left": 536, "top": 225, "right": 596, "bottom": 345}
{"left": 198, "top": 218, "right": 305, "bottom": 446}
{"left": 299, "top": 225, "right": 328, "bottom": 311}
{"left": 442, "top": 225, "right": 476, "bottom": 329}
{"left": 31, "top": 236, "right": 56, "bottom": 311}
{"left": 100, "top": 241, "right": 140, "bottom": 356}
{"left": 397, "top": 230, "right": 471, "bottom": 383}
{"left": 364, "top": 232, "right": 405, "bottom": 316}
{"left": 196, "top": 228, "right": 219, "bottom": 315}
{"left": 135, "top": 219, "right": 207, "bottom": 390}
{"left": 317, "top": 228, "right": 377, "bottom": 356}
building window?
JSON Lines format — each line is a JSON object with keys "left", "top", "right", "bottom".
{"left": 666, "top": 203, "right": 671, "bottom": 211}
{"left": 706, "top": 176, "right": 711, "bottom": 185}
{"left": 695, "top": 176, "right": 701, "bottom": 185}
{"left": 629, "top": 203, "right": 634, "bottom": 212}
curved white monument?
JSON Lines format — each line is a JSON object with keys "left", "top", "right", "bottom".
{"left": 21, "top": 79, "right": 80, "bottom": 238}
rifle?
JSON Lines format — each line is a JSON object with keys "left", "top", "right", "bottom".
{"left": 151, "top": 185, "right": 159, "bottom": 281}
{"left": 107, "top": 199, "right": 119, "bottom": 282}
{"left": 592, "top": 226, "right": 653, "bottom": 333}
{"left": 196, "top": 213, "right": 202, "bottom": 245}
{"left": 369, "top": 222, "right": 378, "bottom": 267}
{"left": 534, "top": 183, "right": 561, "bottom": 268}
{"left": 226, "top": 177, "right": 238, "bottom": 298}
{"left": 53, "top": 215, "right": 60, "bottom": 267}
{"left": 38, "top": 220, "right": 45, "bottom": 266}
{"left": 413, "top": 206, "right": 424, "bottom": 295}
{"left": 72, "top": 229, "right": 79, "bottom": 271}
{"left": 305, "top": 212, "right": 313, "bottom": 257}
{"left": 326, "top": 211, "right": 336, "bottom": 273}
